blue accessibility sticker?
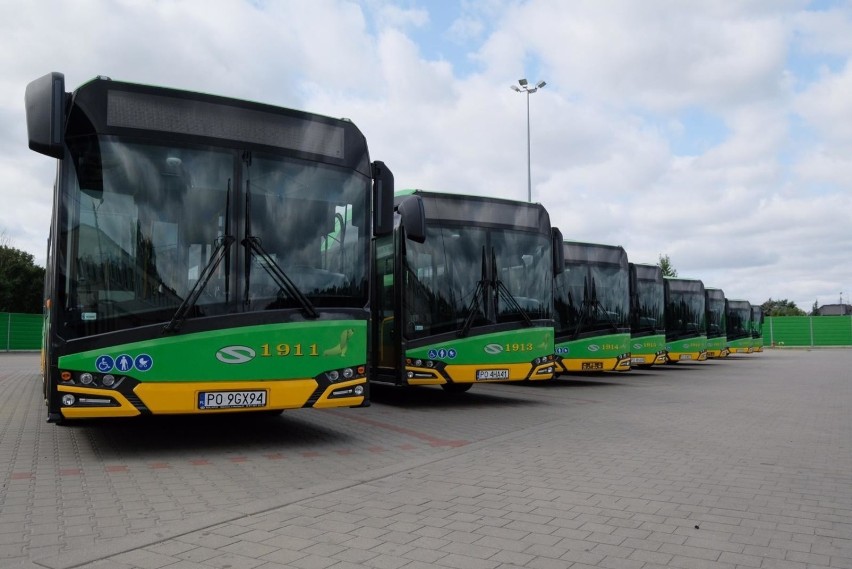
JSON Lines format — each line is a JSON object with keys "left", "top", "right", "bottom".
{"left": 115, "top": 354, "right": 134, "bottom": 373}
{"left": 95, "top": 355, "right": 114, "bottom": 372}
{"left": 134, "top": 354, "right": 153, "bottom": 372}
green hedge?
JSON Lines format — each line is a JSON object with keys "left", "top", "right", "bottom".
{"left": 765, "top": 316, "right": 852, "bottom": 347}
{"left": 1, "top": 313, "right": 43, "bottom": 351}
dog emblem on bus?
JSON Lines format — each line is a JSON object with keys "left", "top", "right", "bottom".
{"left": 216, "top": 346, "right": 256, "bottom": 364}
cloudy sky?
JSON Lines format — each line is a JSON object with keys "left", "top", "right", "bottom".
{"left": 2, "top": 0, "right": 851, "bottom": 311}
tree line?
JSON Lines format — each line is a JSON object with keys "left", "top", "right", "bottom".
{"left": 0, "top": 238, "right": 45, "bottom": 314}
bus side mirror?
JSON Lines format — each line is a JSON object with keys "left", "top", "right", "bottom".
{"left": 552, "top": 227, "right": 565, "bottom": 275}
{"left": 371, "top": 161, "right": 394, "bottom": 237}
{"left": 25, "top": 72, "right": 66, "bottom": 158}
{"left": 397, "top": 196, "right": 426, "bottom": 243}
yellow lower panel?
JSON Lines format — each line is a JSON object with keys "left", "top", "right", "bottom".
{"left": 560, "top": 358, "right": 618, "bottom": 372}
{"left": 407, "top": 363, "right": 534, "bottom": 385}
{"left": 631, "top": 354, "right": 656, "bottom": 365}
{"left": 135, "top": 379, "right": 319, "bottom": 413}
{"left": 312, "top": 378, "right": 367, "bottom": 408}
{"left": 668, "top": 352, "right": 703, "bottom": 362}
{"left": 445, "top": 363, "right": 533, "bottom": 383}
{"left": 59, "top": 385, "right": 141, "bottom": 419}
{"left": 529, "top": 362, "right": 555, "bottom": 381}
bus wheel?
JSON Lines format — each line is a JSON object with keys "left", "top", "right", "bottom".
{"left": 441, "top": 383, "right": 472, "bottom": 393}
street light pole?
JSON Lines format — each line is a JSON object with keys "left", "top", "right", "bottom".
{"left": 511, "top": 78, "right": 546, "bottom": 202}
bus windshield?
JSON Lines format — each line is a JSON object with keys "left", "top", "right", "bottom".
{"left": 632, "top": 276, "right": 664, "bottom": 333}
{"left": 666, "top": 281, "right": 706, "bottom": 339}
{"left": 705, "top": 291, "right": 726, "bottom": 338}
{"left": 403, "top": 224, "right": 551, "bottom": 340}
{"left": 62, "top": 135, "right": 369, "bottom": 338}
{"left": 555, "top": 244, "right": 629, "bottom": 338}
{"left": 727, "top": 302, "right": 752, "bottom": 339}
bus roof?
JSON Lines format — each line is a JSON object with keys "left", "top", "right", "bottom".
{"left": 395, "top": 189, "right": 550, "bottom": 231}
{"left": 563, "top": 241, "right": 627, "bottom": 266}
{"left": 64, "top": 75, "right": 371, "bottom": 175}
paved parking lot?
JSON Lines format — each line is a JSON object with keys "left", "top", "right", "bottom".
{"left": 2, "top": 350, "right": 851, "bottom": 569}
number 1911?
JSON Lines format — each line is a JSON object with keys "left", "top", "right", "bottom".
{"left": 260, "top": 343, "right": 319, "bottom": 357}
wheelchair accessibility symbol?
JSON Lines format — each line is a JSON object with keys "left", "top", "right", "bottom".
{"left": 96, "top": 355, "right": 114, "bottom": 372}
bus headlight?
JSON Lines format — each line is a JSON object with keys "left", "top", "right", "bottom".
{"left": 79, "top": 373, "right": 94, "bottom": 385}
{"left": 342, "top": 368, "right": 354, "bottom": 379}
{"left": 61, "top": 394, "right": 76, "bottom": 406}
{"left": 102, "top": 374, "right": 116, "bottom": 387}
{"left": 354, "top": 385, "right": 364, "bottom": 396}
{"left": 326, "top": 370, "right": 340, "bottom": 382}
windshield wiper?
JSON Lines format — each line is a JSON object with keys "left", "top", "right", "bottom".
{"left": 242, "top": 177, "right": 319, "bottom": 319}
{"left": 571, "top": 277, "right": 620, "bottom": 338}
{"left": 164, "top": 183, "right": 234, "bottom": 334}
{"left": 491, "top": 247, "right": 533, "bottom": 328}
{"left": 459, "top": 246, "right": 490, "bottom": 338}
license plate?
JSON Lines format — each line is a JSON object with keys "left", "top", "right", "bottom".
{"left": 198, "top": 390, "right": 267, "bottom": 410}
{"left": 476, "top": 369, "right": 509, "bottom": 380}
{"left": 582, "top": 362, "right": 604, "bottom": 370}
{"left": 630, "top": 357, "right": 646, "bottom": 364}
{"left": 680, "top": 354, "right": 692, "bottom": 360}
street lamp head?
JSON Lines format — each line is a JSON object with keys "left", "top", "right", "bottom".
{"left": 536, "top": 80, "right": 547, "bottom": 89}
{"left": 518, "top": 78, "right": 528, "bottom": 86}
{"left": 510, "top": 85, "right": 521, "bottom": 92}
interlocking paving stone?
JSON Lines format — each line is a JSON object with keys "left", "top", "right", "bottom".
{"left": 1, "top": 350, "right": 851, "bottom": 569}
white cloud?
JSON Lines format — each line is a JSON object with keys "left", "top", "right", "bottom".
{"left": 1, "top": 0, "right": 851, "bottom": 312}
{"left": 795, "top": 59, "right": 852, "bottom": 146}
{"left": 375, "top": 2, "right": 429, "bottom": 29}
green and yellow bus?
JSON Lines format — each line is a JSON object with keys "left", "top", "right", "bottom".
{"left": 751, "top": 305, "right": 764, "bottom": 352}
{"left": 371, "top": 190, "right": 562, "bottom": 392}
{"left": 664, "top": 277, "right": 708, "bottom": 362}
{"left": 26, "top": 72, "right": 395, "bottom": 422}
{"left": 704, "top": 288, "right": 728, "bottom": 358}
{"left": 628, "top": 263, "right": 667, "bottom": 367}
{"left": 554, "top": 242, "right": 631, "bottom": 373}
{"left": 725, "top": 299, "right": 753, "bottom": 354}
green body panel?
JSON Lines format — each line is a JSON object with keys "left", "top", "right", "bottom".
{"left": 556, "top": 333, "right": 630, "bottom": 360}
{"left": 406, "top": 327, "right": 553, "bottom": 364}
{"left": 630, "top": 334, "right": 666, "bottom": 357}
{"left": 726, "top": 337, "right": 753, "bottom": 352}
{"left": 666, "top": 336, "right": 707, "bottom": 354}
{"left": 705, "top": 336, "right": 726, "bottom": 353}
{"left": 58, "top": 321, "right": 366, "bottom": 381}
